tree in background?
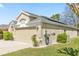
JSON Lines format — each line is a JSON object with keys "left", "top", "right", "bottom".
{"left": 68, "top": 3, "right": 79, "bottom": 28}
{"left": 51, "top": 4, "right": 79, "bottom": 27}
{"left": 51, "top": 14, "right": 60, "bottom": 21}
{"left": 60, "top": 5, "right": 77, "bottom": 26}
{"left": 77, "top": 23, "right": 79, "bottom": 28}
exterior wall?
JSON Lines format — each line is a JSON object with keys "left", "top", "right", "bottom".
{"left": 42, "top": 28, "right": 77, "bottom": 44}
{"left": 42, "top": 28, "right": 64, "bottom": 44}
{"left": 8, "top": 22, "right": 14, "bottom": 32}
{"left": 36, "top": 25, "right": 45, "bottom": 45}
{"left": 8, "top": 25, "right": 15, "bottom": 33}
{"left": 14, "top": 28, "right": 37, "bottom": 46}
{"left": 66, "top": 30, "right": 77, "bottom": 38}
{"left": 10, "top": 22, "right": 78, "bottom": 46}
{"left": 16, "top": 14, "right": 30, "bottom": 27}
{"left": 42, "top": 23, "right": 77, "bottom": 44}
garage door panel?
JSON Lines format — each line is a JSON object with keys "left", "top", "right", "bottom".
{"left": 14, "top": 29, "right": 36, "bottom": 46}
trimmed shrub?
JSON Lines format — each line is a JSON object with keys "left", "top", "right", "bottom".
{"left": 3, "top": 31, "right": 13, "bottom": 40}
{"left": 0, "top": 29, "right": 3, "bottom": 39}
{"left": 57, "top": 32, "right": 67, "bottom": 43}
{"left": 32, "top": 34, "right": 38, "bottom": 46}
{"left": 77, "top": 23, "right": 79, "bottom": 28}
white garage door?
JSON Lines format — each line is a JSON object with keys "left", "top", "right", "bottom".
{"left": 14, "top": 29, "right": 36, "bottom": 46}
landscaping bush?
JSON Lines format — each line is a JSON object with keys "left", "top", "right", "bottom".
{"left": 32, "top": 34, "right": 38, "bottom": 46}
{"left": 3, "top": 31, "right": 13, "bottom": 40}
{"left": 0, "top": 29, "right": 3, "bottom": 39}
{"left": 57, "top": 47, "right": 79, "bottom": 56}
{"left": 57, "top": 32, "right": 67, "bottom": 43}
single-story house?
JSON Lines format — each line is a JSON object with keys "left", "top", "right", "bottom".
{"left": 8, "top": 10, "right": 79, "bottom": 46}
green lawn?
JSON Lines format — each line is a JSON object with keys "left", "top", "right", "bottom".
{"left": 2, "top": 37, "right": 79, "bottom": 56}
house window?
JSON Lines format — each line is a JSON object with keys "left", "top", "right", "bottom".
{"left": 11, "top": 26, "right": 14, "bottom": 31}
{"left": 20, "top": 19, "right": 25, "bottom": 24}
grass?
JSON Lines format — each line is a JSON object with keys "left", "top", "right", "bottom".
{"left": 2, "top": 37, "right": 79, "bottom": 56}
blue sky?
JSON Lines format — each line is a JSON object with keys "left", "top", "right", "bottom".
{"left": 0, "top": 3, "right": 67, "bottom": 24}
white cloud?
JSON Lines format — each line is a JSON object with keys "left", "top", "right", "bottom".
{"left": 0, "top": 4, "right": 4, "bottom": 8}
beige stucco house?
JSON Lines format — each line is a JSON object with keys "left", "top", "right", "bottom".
{"left": 8, "top": 10, "right": 79, "bottom": 46}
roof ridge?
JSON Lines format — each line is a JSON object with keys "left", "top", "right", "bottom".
{"left": 40, "top": 16, "right": 65, "bottom": 25}
{"left": 21, "top": 10, "right": 39, "bottom": 17}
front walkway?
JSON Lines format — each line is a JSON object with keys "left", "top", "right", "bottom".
{"left": 0, "top": 40, "right": 32, "bottom": 55}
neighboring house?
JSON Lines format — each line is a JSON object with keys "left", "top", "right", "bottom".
{"left": 0, "top": 24, "right": 8, "bottom": 31}
{"left": 8, "top": 20, "right": 17, "bottom": 33}
{"left": 8, "top": 11, "right": 79, "bottom": 46}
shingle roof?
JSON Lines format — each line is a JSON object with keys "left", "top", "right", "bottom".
{"left": 40, "top": 16, "right": 66, "bottom": 25}
{"left": 16, "top": 10, "right": 79, "bottom": 30}
{"left": 9, "top": 20, "right": 17, "bottom": 25}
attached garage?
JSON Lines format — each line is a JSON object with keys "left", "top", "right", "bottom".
{"left": 8, "top": 11, "right": 79, "bottom": 46}
{"left": 14, "top": 27, "right": 37, "bottom": 46}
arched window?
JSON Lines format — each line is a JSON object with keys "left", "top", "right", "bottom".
{"left": 20, "top": 19, "right": 25, "bottom": 24}
{"left": 11, "top": 26, "right": 14, "bottom": 31}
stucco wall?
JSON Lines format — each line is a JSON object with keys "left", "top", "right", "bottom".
{"left": 8, "top": 21, "right": 15, "bottom": 33}
{"left": 16, "top": 14, "right": 30, "bottom": 27}
{"left": 10, "top": 22, "right": 78, "bottom": 46}
{"left": 42, "top": 22, "right": 78, "bottom": 44}
{"left": 42, "top": 28, "right": 77, "bottom": 44}
{"left": 42, "top": 29, "right": 64, "bottom": 44}
{"left": 66, "top": 30, "right": 77, "bottom": 38}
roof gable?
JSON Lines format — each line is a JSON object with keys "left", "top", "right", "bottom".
{"left": 16, "top": 11, "right": 38, "bottom": 20}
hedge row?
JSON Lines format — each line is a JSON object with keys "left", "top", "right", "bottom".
{"left": 0, "top": 29, "right": 13, "bottom": 40}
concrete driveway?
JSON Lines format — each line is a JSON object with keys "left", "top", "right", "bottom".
{"left": 0, "top": 40, "right": 32, "bottom": 55}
